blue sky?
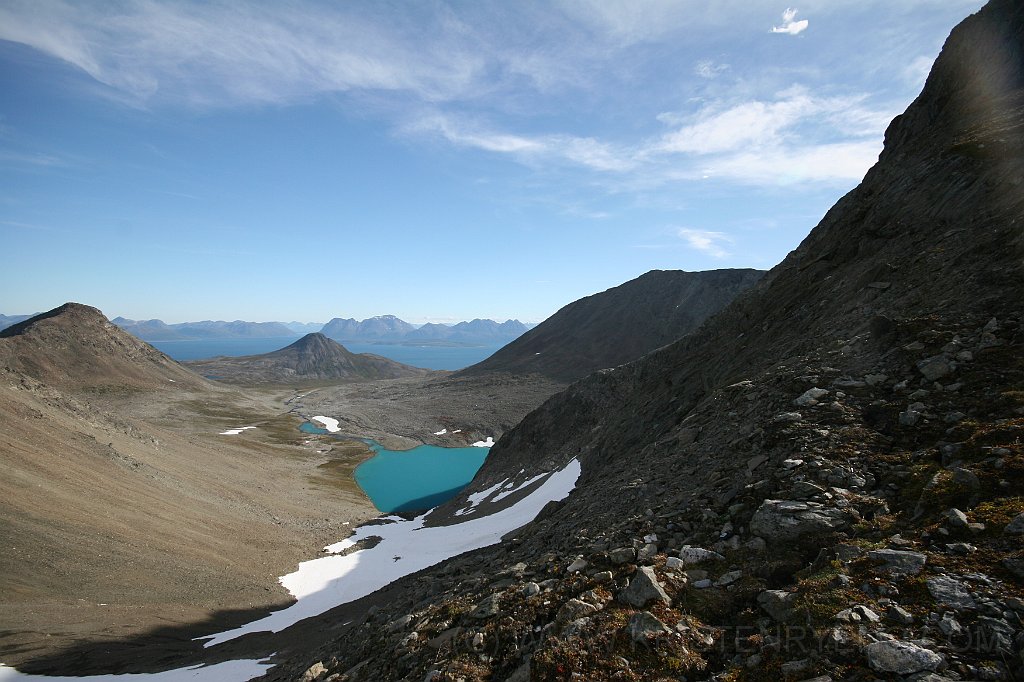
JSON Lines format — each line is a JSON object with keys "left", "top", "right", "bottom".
{"left": 0, "top": 0, "right": 984, "bottom": 324}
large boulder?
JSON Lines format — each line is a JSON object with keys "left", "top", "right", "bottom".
{"left": 864, "top": 640, "right": 944, "bottom": 674}
{"left": 618, "top": 566, "right": 671, "bottom": 607}
{"left": 750, "top": 499, "right": 850, "bottom": 542}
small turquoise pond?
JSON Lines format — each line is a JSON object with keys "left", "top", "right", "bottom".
{"left": 300, "top": 421, "right": 489, "bottom": 513}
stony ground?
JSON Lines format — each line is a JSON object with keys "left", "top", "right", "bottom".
{"left": 293, "top": 373, "right": 567, "bottom": 451}
{"left": 263, "top": 311, "right": 1024, "bottom": 682}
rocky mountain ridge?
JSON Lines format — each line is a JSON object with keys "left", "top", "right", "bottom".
{"left": 184, "top": 332, "right": 433, "bottom": 384}
{"left": 264, "top": 2, "right": 1024, "bottom": 680}
{"left": 457, "top": 269, "right": 764, "bottom": 382}
{"left": 0, "top": 303, "right": 209, "bottom": 393}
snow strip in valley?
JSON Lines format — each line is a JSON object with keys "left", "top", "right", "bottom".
{"left": 471, "top": 436, "right": 495, "bottom": 447}
{"left": 0, "top": 660, "right": 272, "bottom": 681}
{"left": 219, "top": 426, "right": 256, "bottom": 436}
{"left": 311, "top": 415, "right": 340, "bottom": 432}
{"left": 202, "top": 457, "right": 581, "bottom": 647}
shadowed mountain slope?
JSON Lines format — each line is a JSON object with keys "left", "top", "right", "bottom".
{"left": 456, "top": 268, "right": 764, "bottom": 382}
{"left": 184, "top": 332, "right": 432, "bottom": 384}
{"left": 265, "top": 3, "right": 1024, "bottom": 680}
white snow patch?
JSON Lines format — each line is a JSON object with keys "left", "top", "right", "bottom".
{"left": 0, "top": 659, "right": 272, "bottom": 681}
{"left": 201, "top": 458, "right": 581, "bottom": 647}
{"left": 452, "top": 429, "right": 462, "bottom": 433}
{"left": 168, "top": 379, "right": 175, "bottom": 382}
{"left": 311, "top": 416, "right": 340, "bottom": 432}
{"left": 471, "top": 436, "right": 495, "bottom": 448}
{"left": 219, "top": 426, "right": 256, "bottom": 436}
{"left": 491, "top": 472, "right": 548, "bottom": 503}
{"left": 453, "top": 479, "right": 508, "bottom": 516}
{"left": 433, "top": 428, "right": 447, "bottom": 435}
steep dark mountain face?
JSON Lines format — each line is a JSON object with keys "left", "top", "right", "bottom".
{"left": 183, "top": 332, "right": 432, "bottom": 384}
{"left": 457, "top": 269, "right": 765, "bottom": 382}
{"left": 0, "top": 303, "right": 208, "bottom": 392}
{"left": 267, "top": 3, "right": 1024, "bottom": 681}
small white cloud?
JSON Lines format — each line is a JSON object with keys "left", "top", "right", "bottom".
{"left": 677, "top": 228, "right": 733, "bottom": 258}
{"left": 694, "top": 59, "right": 729, "bottom": 79}
{"left": 771, "top": 8, "right": 808, "bottom": 35}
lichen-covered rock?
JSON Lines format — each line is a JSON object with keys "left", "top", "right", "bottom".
{"left": 618, "top": 566, "right": 671, "bottom": 607}
{"left": 750, "top": 499, "right": 850, "bottom": 541}
{"left": 625, "top": 611, "right": 671, "bottom": 642}
{"left": 868, "top": 548, "right": 927, "bottom": 575}
{"left": 864, "top": 640, "right": 944, "bottom": 674}
{"left": 757, "top": 590, "right": 797, "bottom": 622}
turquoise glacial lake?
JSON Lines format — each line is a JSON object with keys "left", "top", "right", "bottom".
{"left": 300, "top": 422, "right": 489, "bottom": 513}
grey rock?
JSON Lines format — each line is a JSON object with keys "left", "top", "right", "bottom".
{"left": 938, "top": 612, "right": 964, "bottom": 637}
{"left": 945, "top": 507, "right": 969, "bottom": 530}
{"left": 636, "top": 542, "right": 658, "bottom": 563}
{"left": 888, "top": 604, "right": 915, "bottom": 624}
{"left": 868, "top": 548, "right": 927, "bottom": 575}
{"left": 665, "top": 556, "right": 684, "bottom": 571}
{"left": 758, "top": 590, "right": 797, "bottom": 622}
{"left": 470, "top": 594, "right": 503, "bottom": 619}
{"left": 520, "top": 582, "right": 541, "bottom": 597}
{"left": 609, "top": 547, "right": 636, "bottom": 565}
{"left": 792, "top": 481, "right": 827, "bottom": 499}
{"left": 566, "top": 557, "right": 588, "bottom": 573}
{"left": 387, "top": 614, "right": 414, "bottom": 632}
{"left": 556, "top": 598, "right": 599, "bottom": 623}
{"left": 794, "top": 388, "right": 829, "bottom": 406}
{"left": 749, "top": 499, "right": 850, "bottom": 541}
{"left": 917, "top": 355, "right": 953, "bottom": 381}
{"left": 625, "top": 611, "right": 670, "bottom": 642}
{"left": 780, "top": 659, "right": 812, "bottom": 675}
{"left": 678, "top": 545, "right": 725, "bottom": 565}
{"left": 1004, "top": 512, "right": 1024, "bottom": 535}
{"left": 593, "top": 571, "right": 613, "bottom": 583}
{"left": 715, "top": 570, "right": 742, "bottom": 587}
{"left": 927, "top": 575, "right": 976, "bottom": 611}
{"left": 693, "top": 578, "right": 712, "bottom": 589}
{"left": 619, "top": 566, "right": 671, "bottom": 607}
{"left": 864, "top": 639, "right": 944, "bottom": 674}
{"left": 900, "top": 408, "right": 922, "bottom": 426}
{"left": 773, "top": 412, "right": 803, "bottom": 423}
{"left": 1004, "top": 556, "right": 1024, "bottom": 580}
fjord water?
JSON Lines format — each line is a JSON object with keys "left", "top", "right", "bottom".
{"left": 151, "top": 337, "right": 502, "bottom": 370}
{"left": 356, "top": 444, "right": 489, "bottom": 513}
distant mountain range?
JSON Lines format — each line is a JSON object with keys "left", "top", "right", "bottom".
{"left": 101, "top": 314, "right": 533, "bottom": 346}
{"left": 321, "top": 315, "right": 531, "bottom": 346}
{"left": 110, "top": 317, "right": 296, "bottom": 341}
{"left": 2, "top": 312, "right": 534, "bottom": 346}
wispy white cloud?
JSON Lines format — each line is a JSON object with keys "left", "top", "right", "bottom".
{"left": 771, "top": 8, "right": 809, "bottom": 35}
{"left": 0, "top": 1, "right": 487, "bottom": 108}
{"left": 406, "top": 82, "right": 894, "bottom": 188}
{"left": 677, "top": 228, "right": 733, "bottom": 258}
{"left": 694, "top": 59, "right": 730, "bottom": 79}
{"left": 407, "top": 113, "right": 636, "bottom": 172}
